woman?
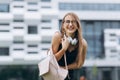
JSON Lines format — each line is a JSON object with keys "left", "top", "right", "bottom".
{"left": 51, "top": 12, "right": 87, "bottom": 80}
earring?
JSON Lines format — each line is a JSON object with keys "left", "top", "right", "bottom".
{"left": 67, "top": 36, "right": 78, "bottom": 45}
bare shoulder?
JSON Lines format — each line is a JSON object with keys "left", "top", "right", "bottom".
{"left": 52, "top": 31, "right": 62, "bottom": 45}
{"left": 52, "top": 31, "right": 62, "bottom": 53}
{"left": 82, "top": 38, "right": 87, "bottom": 49}
{"left": 52, "top": 31, "right": 62, "bottom": 40}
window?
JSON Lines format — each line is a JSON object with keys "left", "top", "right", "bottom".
{"left": 13, "top": 48, "right": 24, "bottom": 51}
{"left": 102, "top": 70, "right": 112, "bottom": 80}
{"left": 14, "top": 6, "right": 24, "bottom": 8}
{"left": 41, "top": 26, "right": 51, "bottom": 29}
{"left": 41, "top": 6, "right": 51, "bottom": 8}
{"left": 14, "top": 27, "right": 24, "bottom": 29}
{"left": 41, "top": 36, "right": 51, "bottom": 42}
{"left": 41, "top": 20, "right": 51, "bottom": 23}
{"left": 111, "top": 49, "right": 117, "bottom": 53}
{"left": 94, "top": 21, "right": 102, "bottom": 36}
{"left": 0, "top": 23, "right": 10, "bottom": 33}
{"left": 27, "top": 44, "right": 38, "bottom": 54}
{"left": 41, "top": 41, "right": 51, "bottom": 44}
{"left": 28, "top": 45, "right": 38, "bottom": 48}
{"left": 0, "top": 47, "right": 9, "bottom": 56}
{"left": 28, "top": 2, "right": 37, "bottom": 5}
{"left": 59, "top": 3, "right": 120, "bottom": 11}
{"left": 41, "top": 48, "right": 49, "bottom": 50}
{"left": 13, "top": 41, "right": 24, "bottom": 44}
{"left": 41, "top": 0, "right": 51, "bottom": 2}
{"left": 0, "top": 23, "right": 9, "bottom": 25}
{"left": 118, "top": 38, "right": 120, "bottom": 44}
{"left": 13, "top": 0, "right": 24, "bottom": 1}
{"left": 41, "top": 20, "right": 51, "bottom": 29}
{"left": 28, "top": 25, "right": 38, "bottom": 34}
{"left": 27, "top": 2, "right": 38, "bottom": 12}
{"left": 110, "top": 33, "right": 116, "bottom": 36}
{"left": 28, "top": 52, "right": 38, "bottom": 54}
{"left": 118, "top": 69, "right": 120, "bottom": 80}
{"left": 13, "top": 19, "right": 24, "bottom": 22}
{"left": 27, "top": 9, "right": 38, "bottom": 12}
{"left": 0, "top": 30, "right": 9, "bottom": 32}
{"left": 85, "top": 21, "right": 94, "bottom": 35}
{"left": 0, "top": 4, "right": 9, "bottom": 12}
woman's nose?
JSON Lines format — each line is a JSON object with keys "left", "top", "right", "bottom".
{"left": 69, "top": 22, "right": 72, "bottom": 26}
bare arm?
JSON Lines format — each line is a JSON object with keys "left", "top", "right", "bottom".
{"left": 51, "top": 31, "right": 69, "bottom": 61}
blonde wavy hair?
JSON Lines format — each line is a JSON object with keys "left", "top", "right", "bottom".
{"left": 60, "top": 12, "right": 83, "bottom": 53}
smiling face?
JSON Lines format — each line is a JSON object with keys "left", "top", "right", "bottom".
{"left": 63, "top": 15, "right": 78, "bottom": 37}
{"left": 61, "top": 13, "right": 83, "bottom": 54}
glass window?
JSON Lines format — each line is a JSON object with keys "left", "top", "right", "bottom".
{"left": 27, "top": 9, "right": 38, "bottom": 12}
{"left": 102, "top": 21, "right": 112, "bottom": 29}
{"left": 0, "top": 47, "right": 9, "bottom": 55}
{"left": 41, "top": 6, "right": 51, "bottom": 9}
{"left": 94, "top": 21, "right": 102, "bottom": 36}
{"left": 41, "top": 0, "right": 51, "bottom": 2}
{"left": 0, "top": 30, "right": 9, "bottom": 32}
{"left": 110, "top": 49, "right": 117, "bottom": 53}
{"left": 0, "top": 23, "right": 9, "bottom": 25}
{"left": 0, "top": 4, "right": 9, "bottom": 12}
{"left": 28, "top": 52, "right": 38, "bottom": 54}
{"left": 13, "top": 41, "right": 24, "bottom": 44}
{"left": 118, "top": 38, "right": 120, "bottom": 44}
{"left": 110, "top": 33, "right": 116, "bottom": 36}
{"left": 41, "top": 26, "right": 51, "bottom": 29}
{"left": 13, "top": 19, "right": 24, "bottom": 22}
{"left": 86, "top": 36, "right": 95, "bottom": 58}
{"left": 85, "top": 21, "right": 94, "bottom": 36}
{"left": 14, "top": 6, "right": 24, "bottom": 8}
{"left": 83, "top": 21, "right": 104, "bottom": 59}
{"left": 13, "top": 48, "right": 24, "bottom": 51}
{"left": 14, "top": 27, "right": 24, "bottom": 29}
{"left": 13, "top": 0, "right": 24, "bottom": 1}
{"left": 102, "top": 70, "right": 112, "bottom": 80}
{"left": 81, "top": 21, "right": 86, "bottom": 36}
{"left": 41, "top": 48, "right": 49, "bottom": 50}
{"left": 111, "top": 21, "right": 120, "bottom": 29}
{"left": 28, "top": 45, "right": 38, "bottom": 48}
{"left": 41, "top": 40, "right": 51, "bottom": 44}
{"left": 41, "top": 20, "right": 51, "bottom": 23}
{"left": 59, "top": 3, "right": 120, "bottom": 11}
{"left": 118, "top": 68, "right": 120, "bottom": 80}
{"left": 28, "top": 2, "right": 37, "bottom": 5}
{"left": 95, "top": 36, "right": 103, "bottom": 57}
{"left": 59, "top": 20, "right": 62, "bottom": 30}
{"left": 28, "top": 25, "right": 38, "bottom": 34}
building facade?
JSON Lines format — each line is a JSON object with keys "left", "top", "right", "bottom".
{"left": 0, "top": 0, "right": 120, "bottom": 80}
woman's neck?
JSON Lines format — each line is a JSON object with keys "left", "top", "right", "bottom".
{"left": 66, "top": 33, "right": 75, "bottom": 38}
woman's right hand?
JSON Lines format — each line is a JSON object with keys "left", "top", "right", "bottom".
{"left": 61, "top": 35, "right": 70, "bottom": 51}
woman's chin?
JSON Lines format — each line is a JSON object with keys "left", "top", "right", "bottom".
{"left": 67, "top": 30, "right": 75, "bottom": 34}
